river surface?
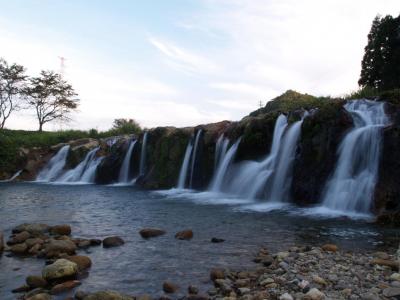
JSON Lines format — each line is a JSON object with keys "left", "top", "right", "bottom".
{"left": 0, "top": 182, "right": 397, "bottom": 299}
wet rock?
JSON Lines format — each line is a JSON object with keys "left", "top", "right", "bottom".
{"left": 26, "top": 275, "right": 48, "bottom": 288}
{"left": 188, "top": 285, "right": 199, "bottom": 294}
{"left": 390, "top": 273, "right": 400, "bottom": 281}
{"left": 50, "top": 280, "right": 81, "bottom": 294}
{"left": 211, "top": 237, "right": 225, "bottom": 243}
{"left": 29, "top": 243, "right": 42, "bottom": 255}
{"left": 175, "top": 229, "right": 193, "bottom": 240}
{"left": 83, "top": 290, "right": 134, "bottom": 300}
{"left": 77, "top": 240, "right": 91, "bottom": 248}
{"left": 13, "top": 223, "right": 49, "bottom": 235}
{"left": 11, "top": 284, "right": 31, "bottom": 293}
{"left": 321, "top": 244, "right": 338, "bottom": 252}
{"left": 137, "top": 294, "right": 152, "bottom": 300}
{"left": 305, "top": 288, "right": 325, "bottom": 300}
{"left": 75, "top": 290, "right": 88, "bottom": 300}
{"left": 42, "top": 259, "right": 78, "bottom": 281}
{"left": 102, "top": 236, "right": 125, "bottom": 248}
{"left": 261, "top": 255, "right": 274, "bottom": 266}
{"left": 139, "top": 228, "right": 166, "bottom": 239}
{"left": 312, "top": 275, "right": 327, "bottom": 286}
{"left": 67, "top": 255, "right": 92, "bottom": 271}
{"left": 26, "top": 293, "right": 52, "bottom": 300}
{"left": 186, "top": 295, "right": 209, "bottom": 300}
{"left": 163, "top": 281, "right": 179, "bottom": 293}
{"left": 90, "top": 239, "right": 102, "bottom": 246}
{"left": 44, "top": 239, "right": 77, "bottom": 257}
{"left": 10, "top": 242, "right": 28, "bottom": 254}
{"left": 383, "top": 287, "right": 400, "bottom": 297}
{"left": 25, "top": 238, "right": 44, "bottom": 248}
{"left": 7, "top": 230, "right": 30, "bottom": 245}
{"left": 370, "top": 258, "right": 399, "bottom": 270}
{"left": 50, "top": 224, "right": 71, "bottom": 236}
{"left": 210, "top": 269, "right": 225, "bottom": 281}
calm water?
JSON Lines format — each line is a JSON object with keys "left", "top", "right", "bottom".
{"left": 0, "top": 183, "right": 397, "bottom": 299}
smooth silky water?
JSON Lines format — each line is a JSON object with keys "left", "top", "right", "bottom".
{"left": 0, "top": 182, "right": 397, "bottom": 299}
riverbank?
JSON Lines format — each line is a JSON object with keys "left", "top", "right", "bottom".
{"left": 1, "top": 221, "right": 399, "bottom": 300}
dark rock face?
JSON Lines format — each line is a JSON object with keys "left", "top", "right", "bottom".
{"left": 291, "top": 102, "right": 353, "bottom": 205}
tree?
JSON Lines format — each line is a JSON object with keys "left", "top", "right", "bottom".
{"left": 25, "top": 71, "right": 79, "bottom": 131}
{"left": 0, "top": 58, "right": 27, "bottom": 129}
{"left": 111, "top": 118, "right": 141, "bottom": 135}
{"left": 359, "top": 14, "right": 400, "bottom": 90}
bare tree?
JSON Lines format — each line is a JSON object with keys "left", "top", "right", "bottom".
{"left": 0, "top": 58, "right": 27, "bottom": 129}
{"left": 25, "top": 71, "right": 79, "bottom": 131}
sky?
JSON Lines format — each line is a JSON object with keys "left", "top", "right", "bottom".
{"left": 0, "top": 0, "right": 399, "bottom": 131}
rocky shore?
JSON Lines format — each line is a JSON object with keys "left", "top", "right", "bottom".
{"left": 1, "top": 223, "right": 399, "bottom": 300}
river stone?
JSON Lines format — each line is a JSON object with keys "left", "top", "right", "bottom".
{"left": 42, "top": 259, "right": 78, "bottom": 281}
{"left": 280, "top": 293, "right": 294, "bottom": 300}
{"left": 305, "top": 288, "right": 325, "bottom": 300}
{"left": 321, "top": 244, "right": 338, "bottom": 252}
{"left": 67, "top": 255, "right": 92, "bottom": 271}
{"left": 139, "top": 228, "right": 166, "bottom": 238}
{"left": 391, "top": 273, "right": 400, "bottom": 281}
{"left": 50, "top": 224, "right": 71, "bottom": 236}
{"left": 163, "top": 281, "right": 179, "bottom": 293}
{"left": 44, "top": 238, "right": 77, "bottom": 257}
{"left": 370, "top": 258, "right": 399, "bottom": 270}
{"left": 26, "top": 275, "right": 48, "bottom": 288}
{"left": 102, "top": 236, "right": 125, "bottom": 248}
{"left": 383, "top": 287, "right": 400, "bottom": 297}
{"left": 50, "top": 280, "right": 81, "bottom": 294}
{"left": 175, "top": 229, "right": 193, "bottom": 240}
{"left": 83, "top": 290, "right": 134, "bottom": 300}
{"left": 188, "top": 285, "right": 199, "bottom": 294}
{"left": 25, "top": 238, "right": 44, "bottom": 248}
{"left": 210, "top": 268, "right": 225, "bottom": 281}
{"left": 137, "top": 294, "right": 152, "bottom": 300}
{"left": 211, "top": 237, "right": 225, "bottom": 243}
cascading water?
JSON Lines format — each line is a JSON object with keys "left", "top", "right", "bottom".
{"left": 36, "top": 145, "right": 70, "bottom": 182}
{"left": 189, "top": 129, "right": 202, "bottom": 188}
{"left": 210, "top": 138, "right": 241, "bottom": 192}
{"left": 177, "top": 140, "right": 193, "bottom": 189}
{"left": 118, "top": 140, "right": 137, "bottom": 183}
{"left": 139, "top": 132, "right": 148, "bottom": 176}
{"left": 59, "top": 147, "right": 102, "bottom": 183}
{"left": 321, "top": 99, "right": 390, "bottom": 214}
{"left": 214, "top": 135, "right": 229, "bottom": 171}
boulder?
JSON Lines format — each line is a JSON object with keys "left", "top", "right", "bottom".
{"left": 25, "top": 238, "right": 45, "bottom": 248}
{"left": 103, "top": 236, "right": 125, "bottom": 248}
{"left": 42, "top": 259, "right": 78, "bottom": 281}
{"left": 44, "top": 239, "right": 77, "bottom": 257}
{"left": 163, "top": 281, "right": 179, "bottom": 293}
{"left": 50, "top": 280, "right": 81, "bottom": 294}
{"left": 305, "top": 288, "right": 325, "bottom": 300}
{"left": 139, "top": 228, "right": 166, "bottom": 238}
{"left": 188, "top": 285, "right": 199, "bottom": 295}
{"left": 371, "top": 258, "right": 399, "bottom": 270}
{"left": 67, "top": 255, "right": 92, "bottom": 271}
{"left": 7, "top": 231, "right": 31, "bottom": 245}
{"left": 10, "top": 242, "right": 28, "bottom": 254}
{"left": 83, "top": 290, "right": 134, "bottom": 300}
{"left": 26, "top": 293, "right": 52, "bottom": 300}
{"left": 26, "top": 275, "right": 48, "bottom": 288}
{"left": 90, "top": 239, "right": 102, "bottom": 246}
{"left": 50, "top": 225, "right": 71, "bottom": 236}
{"left": 383, "top": 287, "right": 400, "bottom": 298}
{"left": 175, "top": 229, "right": 193, "bottom": 240}
{"left": 13, "top": 223, "right": 50, "bottom": 235}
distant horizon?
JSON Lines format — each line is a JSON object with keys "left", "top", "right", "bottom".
{"left": 1, "top": 0, "right": 399, "bottom": 131}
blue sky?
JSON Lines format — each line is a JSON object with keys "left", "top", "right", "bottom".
{"left": 1, "top": 0, "right": 399, "bottom": 130}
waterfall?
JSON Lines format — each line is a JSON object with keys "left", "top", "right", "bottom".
{"left": 59, "top": 147, "right": 102, "bottom": 183}
{"left": 214, "top": 135, "right": 229, "bottom": 171}
{"left": 189, "top": 129, "right": 202, "bottom": 188}
{"left": 177, "top": 140, "right": 193, "bottom": 189}
{"left": 36, "top": 145, "right": 70, "bottom": 182}
{"left": 210, "top": 138, "right": 241, "bottom": 192}
{"left": 118, "top": 140, "right": 137, "bottom": 183}
{"left": 139, "top": 132, "right": 148, "bottom": 176}
{"left": 321, "top": 99, "right": 390, "bottom": 214}
{"left": 0, "top": 170, "right": 22, "bottom": 182}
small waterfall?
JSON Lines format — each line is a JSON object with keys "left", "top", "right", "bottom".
{"left": 210, "top": 138, "right": 241, "bottom": 191}
{"left": 36, "top": 145, "right": 70, "bottom": 182}
{"left": 177, "top": 140, "right": 193, "bottom": 189}
{"left": 214, "top": 135, "right": 229, "bottom": 171}
{"left": 189, "top": 129, "right": 202, "bottom": 188}
{"left": 0, "top": 170, "right": 22, "bottom": 182}
{"left": 118, "top": 140, "right": 137, "bottom": 183}
{"left": 59, "top": 147, "right": 102, "bottom": 183}
{"left": 139, "top": 132, "right": 148, "bottom": 176}
{"left": 321, "top": 100, "right": 390, "bottom": 214}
